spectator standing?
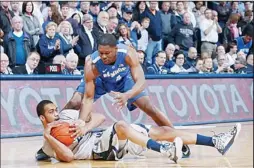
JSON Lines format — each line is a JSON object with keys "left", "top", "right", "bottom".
{"left": 75, "top": 14, "right": 97, "bottom": 66}
{"left": 3, "top": 16, "right": 34, "bottom": 67}
{"left": 137, "top": 17, "right": 149, "bottom": 52}
{"left": 22, "top": 2, "right": 43, "bottom": 45}
{"left": 10, "top": 2, "right": 22, "bottom": 16}
{"left": 93, "top": 11, "right": 109, "bottom": 43}
{"left": 89, "top": 1, "right": 100, "bottom": 23}
{"left": 200, "top": 9, "right": 222, "bottom": 59}
{"left": 132, "top": 1, "right": 147, "bottom": 23}
{"left": 0, "top": 2, "right": 15, "bottom": 37}
{"left": 141, "top": 1, "right": 163, "bottom": 65}
{"left": 160, "top": 2, "right": 176, "bottom": 50}
{"left": 80, "top": 1, "right": 90, "bottom": 15}
{"left": 168, "top": 12, "right": 196, "bottom": 54}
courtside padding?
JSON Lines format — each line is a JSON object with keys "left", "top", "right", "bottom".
{"left": 1, "top": 74, "right": 253, "bottom": 138}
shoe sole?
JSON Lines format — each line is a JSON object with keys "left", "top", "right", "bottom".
{"left": 222, "top": 123, "right": 241, "bottom": 155}
{"left": 173, "top": 137, "right": 183, "bottom": 163}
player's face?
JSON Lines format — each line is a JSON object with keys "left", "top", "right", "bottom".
{"left": 98, "top": 45, "right": 117, "bottom": 64}
{"left": 40, "top": 103, "right": 60, "bottom": 124}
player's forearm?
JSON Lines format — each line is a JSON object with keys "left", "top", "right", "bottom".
{"left": 84, "top": 113, "right": 106, "bottom": 133}
{"left": 44, "top": 134, "right": 74, "bottom": 162}
{"left": 79, "top": 96, "right": 94, "bottom": 121}
{"left": 125, "top": 79, "right": 145, "bottom": 99}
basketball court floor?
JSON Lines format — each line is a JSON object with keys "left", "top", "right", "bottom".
{"left": 1, "top": 121, "right": 253, "bottom": 168}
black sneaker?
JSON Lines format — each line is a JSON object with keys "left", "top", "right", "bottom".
{"left": 182, "top": 144, "right": 191, "bottom": 158}
{"left": 35, "top": 148, "right": 50, "bottom": 161}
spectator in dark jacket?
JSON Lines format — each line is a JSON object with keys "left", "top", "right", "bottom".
{"left": 242, "top": 53, "right": 253, "bottom": 73}
{"left": 38, "top": 22, "right": 63, "bottom": 64}
{"left": 3, "top": 16, "right": 35, "bottom": 67}
{"left": 140, "top": 2, "right": 163, "bottom": 65}
{"left": 168, "top": 12, "right": 196, "bottom": 53}
{"left": 75, "top": 14, "right": 97, "bottom": 66}
{"left": 147, "top": 51, "right": 169, "bottom": 74}
{"left": 12, "top": 52, "right": 40, "bottom": 74}
{"left": 183, "top": 47, "right": 198, "bottom": 70}
{"left": 137, "top": 50, "right": 147, "bottom": 74}
{"left": 93, "top": 11, "right": 109, "bottom": 43}
{"left": 0, "top": 2, "right": 15, "bottom": 38}
{"left": 132, "top": 1, "right": 148, "bottom": 23}
{"left": 164, "top": 43, "right": 175, "bottom": 69}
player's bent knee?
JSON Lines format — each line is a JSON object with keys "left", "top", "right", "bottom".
{"left": 115, "top": 120, "right": 129, "bottom": 132}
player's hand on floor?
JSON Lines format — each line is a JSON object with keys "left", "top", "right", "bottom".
{"left": 110, "top": 91, "right": 129, "bottom": 110}
{"left": 69, "top": 119, "right": 87, "bottom": 138}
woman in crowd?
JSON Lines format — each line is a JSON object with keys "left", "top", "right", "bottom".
{"left": 57, "top": 21, "right": 80, "bottom": 56}
{"left": 22, "top": 2, "right": 43, "bottom": 45}
{"left": 117, "top": 23, "right": 137, "bottom": 49}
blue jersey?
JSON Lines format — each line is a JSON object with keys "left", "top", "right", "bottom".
{"left": 76, "top": 44, "right": 148, "bottom": 111}
{"left": 235, "top": 37, "right": 252, "bottom": 55}
{"left": 91, "top": 44, "right": 131, "bottom": 90}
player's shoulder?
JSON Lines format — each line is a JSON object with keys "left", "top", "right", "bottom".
{"left": 117, "top": 43, "right": 128, "bottom": 54}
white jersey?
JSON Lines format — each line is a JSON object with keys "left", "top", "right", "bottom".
{"left": 42, "top": 110, "right": 96, "bottom": 160}
{"left": 42, "top": 110, "right": 151, "bottom": 160}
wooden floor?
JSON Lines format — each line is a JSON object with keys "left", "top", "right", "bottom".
{"left": 1, "top": 122, "right": 253, "bottom": 168}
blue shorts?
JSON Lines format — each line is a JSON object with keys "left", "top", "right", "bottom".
{"left": 76, "top": 76, "right": 147, "bottom": 111}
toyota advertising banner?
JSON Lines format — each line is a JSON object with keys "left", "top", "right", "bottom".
{"left": 1, "top": 78, "right": 253, "bottom": 138}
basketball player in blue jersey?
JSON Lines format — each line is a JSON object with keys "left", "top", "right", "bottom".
{"left": 36, "top": 100, "right": 241, "bottom": 163}
{"left": 63, "top": 33, "right": 194, "bottom": 156}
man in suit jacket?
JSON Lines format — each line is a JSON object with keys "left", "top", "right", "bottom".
{"left": 75, "top": 14, "right": 97, "bottom": 66}
{"left": 12, "top": 52, "right": 40, "bottom": 74}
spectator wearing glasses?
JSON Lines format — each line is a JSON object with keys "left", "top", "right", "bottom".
{"left": 12, "top": 52, "right": 40, "bottom": 74}
{"left": 214, "top": 54, "right": 234, "bottom": 73}
{"left": 0, "top": 53, "right": 13, "bottom": 74}
{"left": 170, "top": 51, "right": 187, "bottom": 73}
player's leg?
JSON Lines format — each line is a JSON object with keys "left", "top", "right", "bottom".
{"left": 133, "top": 96, "right": 174, "bottom": 127}
{"left": 114, "top": 121, "right": 183, "bottom": 163}
{"left": 148, "top": 123, "right": 241, "bottom": 155}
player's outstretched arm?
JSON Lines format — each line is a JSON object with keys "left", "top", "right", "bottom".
{"left": 43, "top": 121, "right": 74, "bottom": 162}
{"left": 125, "top": 47, "right": 146, "bottom": 99}
{"left": 79, "top": 56, "right": 97, "bottom": 123}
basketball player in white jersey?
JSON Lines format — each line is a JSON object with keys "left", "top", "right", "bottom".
{"left": 36, "top": 100, "right": 241, "bottom": 163}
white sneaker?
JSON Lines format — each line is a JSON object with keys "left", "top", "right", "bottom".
{"left": 212, "top": 123, "right": 241, "bottom": 155}
{"left": 160, "top": 137, "right": 183, "bottom": 163}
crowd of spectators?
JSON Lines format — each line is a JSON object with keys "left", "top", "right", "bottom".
{"left": 0, "top": 1, "right": 253, "bottom": 75}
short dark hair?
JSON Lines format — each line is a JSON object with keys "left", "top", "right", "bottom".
{"left": 22, "top": 2, "right": 34, "bottom": 14}
{"left": 98, "top": 34, "right": 117, "bottom": 47}
{"left": 36, "top": 100, "right": 53, "bottom": 117}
